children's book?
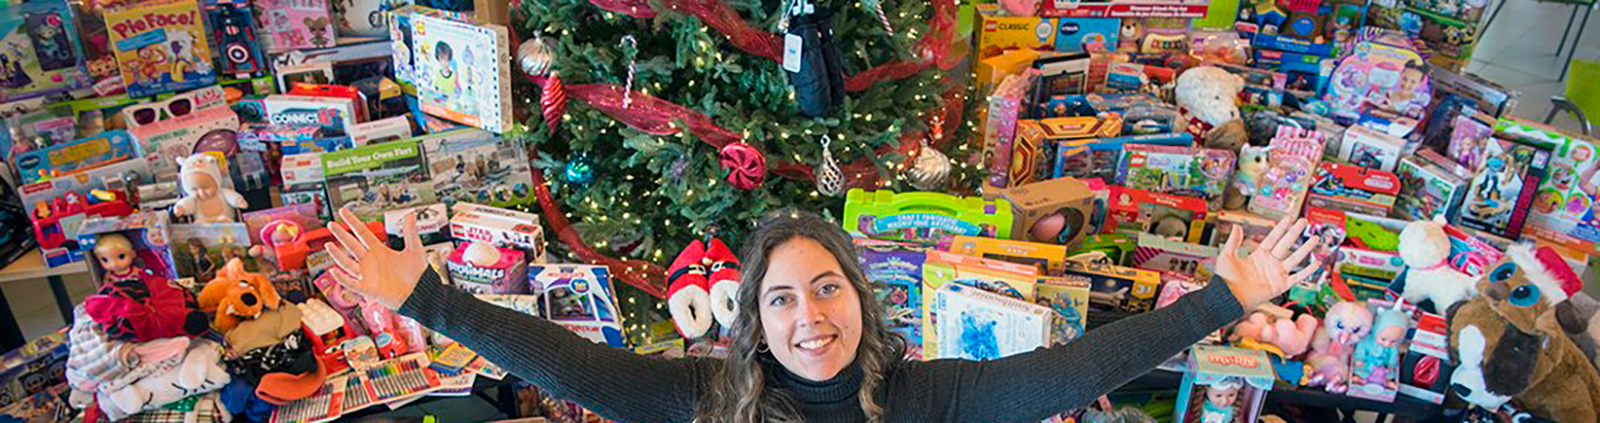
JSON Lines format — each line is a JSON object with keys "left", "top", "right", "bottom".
{"left": 408, "top": 12, "right": 511, "bottom": 133}
{"left": 105, "top": 0, "right": 217, "bottom": 97}
{"left": 0, "top": 1, "right": 91, "bottom": 103}
{"left": 321, "top": 139, "right": 436, "bottom": 222}
{"left": 257, "top": 0, "right": 337, "bottom": 52}
{"left": 418, "top": 129, "right": 533, "bottom": 206}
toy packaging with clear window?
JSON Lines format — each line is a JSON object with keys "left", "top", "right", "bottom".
{"left": 1456, "top": 137, "right": 1552, "bottom": 240}
{"left": 20, "top": 158, "right": 149, "bottom": 267}
{"left": 1392, "top": 148, "right": 1475, "bottom": 222}
{"left": 0, "top": 1, "right": 92, "bottom": 103}
{"left": 1174, "top": 345, "right": 1275, "bottom": 423}
{"left": 531, "top": 264, "right": 626, "bottom": 348}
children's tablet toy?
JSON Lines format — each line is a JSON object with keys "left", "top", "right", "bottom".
{"left": 1174, "top": 345, "right": 1275, "bottom": 423}
{"left": 844, "top": 189, "right": 1013, "bottom": 244}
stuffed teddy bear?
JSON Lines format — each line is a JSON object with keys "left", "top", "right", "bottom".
{"left": 1397, "top": 217, "right": 1480, "bottom": 312}
{"left": 1555, "top": 292, "right": 1600, "bottom": 371}
{"left": 197, "top": 258, "right": 282, "bottom": 332}
{"left": 1230, "top": 304, "right": 1320, "bottom": 358}
{"left": 1175, "top": 66, "right": 1248, "bottom": 152}
{"left": 1304, "top": 301, "right": 1373, "bottom": 393}
{"left": 1225, "top": 144, "right": 1271, "bottom": 210}
{"left": 1448, "top": 244, "right": 1600, "bottom": 422}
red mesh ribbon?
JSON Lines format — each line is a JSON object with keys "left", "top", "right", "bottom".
{"left": 567, "top": 84, "right": 742, "bottom": 148}
{"left": 532, "top": 168, "right": 669, "bottom": 299}
{"left": 661, "top": 0, "right": 783, "bottom": 61}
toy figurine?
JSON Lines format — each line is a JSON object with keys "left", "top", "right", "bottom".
{"left": 1199, "top": 377, "right": 1244, "bottom": 423}
{"left": 173, "top": 153, "right": 248, "bottom": 223}
{"left": 82, "top": 233, "right": 210, "bottom": 342}
{"left": 1352, "top": 306, "right": 1408, "bottom": 394}
{"left": 186, "top": 238, "right": 216, "bottom": 281}
{"left": 1304, "top": 301, "right": 1373, "bottom": 393}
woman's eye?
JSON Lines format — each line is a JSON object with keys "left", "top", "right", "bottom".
{"left": 768, "top": 295, "right": 789, "bottom": 307}
{"left": 818, "top": 283, "right": 839, "bottom": 296}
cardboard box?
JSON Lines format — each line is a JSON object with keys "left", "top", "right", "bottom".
{"left": 447, "top": 243, "right": 529, "bottom": 295}
{"left": 975, "top": 49, "right": 1041, "bottom": 98}
{"left": 931, "top": 282, "right": 1055, "bottom": 360}
{"left": 449, "top": 202, "right": 546, "bottom": 262}
{"left": 976, "top": 14, "right": 1056, "bottom": 61}
{"left": 948, "top": 236, "right": 1071, "bottom": 275}
{"left": 921, "top": 250, "right": 1040, "bottom": 355}
{"left": 531, "top": 264, "right": 626, "bottom": 347}
{"left": 1013, "top": 116, "right": 1123, "bottom": 186}
{"left": 1131, "top": 232, "right": 1218, "bottom": 278}
{"left": 997, "top": 177, "right": 1100, "bottom": 248}
{"left": 1106, "top": 186, "right": 1209, "bottom": 244}
{"left": 1063, "top": 259, "right": 1162, "bottom": 313}
{"left": 856, "top": 239, "right": 928, "bottom": 352}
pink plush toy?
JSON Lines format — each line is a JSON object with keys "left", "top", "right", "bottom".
{"left": 1304, "top": 301, "right": 1374, "bottom": 393}
{"left": 1230, "top": 305, "right": 1320, "bottom": 358}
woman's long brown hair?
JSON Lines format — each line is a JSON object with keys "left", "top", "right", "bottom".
{"left": 695, "top": 211, "right": 905, "bottom": 423}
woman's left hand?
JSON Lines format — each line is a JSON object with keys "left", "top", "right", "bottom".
{"left": 1215, "top": 216, "right": 1320, "bottom": 311}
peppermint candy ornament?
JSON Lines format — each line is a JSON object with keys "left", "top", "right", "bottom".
{"left": 541, "top": 75, "right": 568, "bottom": 132}
{"left": 719, "top": 142, "right": 767, "bottom": 190}
{"left": 815, "top": 135, "right": 844, "bottom": 196}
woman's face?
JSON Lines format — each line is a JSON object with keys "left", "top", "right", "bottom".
{"left": 759, "top": 238, "right": 863, "bottom": 382}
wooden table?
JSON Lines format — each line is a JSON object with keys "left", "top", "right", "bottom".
{"left": 0, "top": 249, "right": 88, "bottom": 351}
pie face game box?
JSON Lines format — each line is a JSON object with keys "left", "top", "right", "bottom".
{"left": 105, "top": 0, "right": 217, "bottom": 97}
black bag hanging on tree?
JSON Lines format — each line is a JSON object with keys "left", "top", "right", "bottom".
{"left": 784, "top": 0, "right": 845, "bottom": 117}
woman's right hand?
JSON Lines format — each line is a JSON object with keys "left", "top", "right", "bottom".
{"left": 325, "top": 207, "right": 428, "bottom": 310}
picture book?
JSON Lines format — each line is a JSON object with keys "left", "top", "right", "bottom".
{"left": 856, "top": 239, "right": 927, "bottom": 352}
{"left": 1458, "top": 137, "right": 1551, "bottom": 240}
{"left": 0, "top": 1, "right": 91, "bottom": 103}
{"left": 409, "top": 13, "right": 511, "bottom": 133}
{"left": 419, "top": 129, "right": 533, "bottom": 206}
{"left": 1116, "top": 144, "right": 1237, "bottom": 209}
{"left": 530, "top": 264, "right": 626, "bottom": 348}
{"left": 257, "top": 0, "right": 337, "bottom": 52}
{"left": 932, "top": 283, "right": 1054, "bottom": 361}
{"left": 1392, "top": 148, "right": 1474, "bottom": 222}
{"left": 1034, "top": 275, "right": 1090, "bottom": 343}
{"left": 14, "top": 130, "right": 137, "bottom": 184}
{"left": 322, "top": 139, "right": 437, "bottom": 222}
{"left": 105, "top": 0, "right": 217, "bottom": 97}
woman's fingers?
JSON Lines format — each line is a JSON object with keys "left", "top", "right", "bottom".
{"left": 1285, "top": 237, "right": 1317, "bottom": 270}
{"left": 329, "top": 267, "right": 362, "bottom": 292}
{"left": 404, "top": 211, "right": 423, "bottom": 252}
{"left": 329, "top": 222, "right": 369, "bottom": 257}
{"left": 339, "top": 207, "right": 383, "bottom": 250}
{"left": 1222, "top": 224, "right": 1243, "bottom": 258}
{"left": 1259, "top": 216, "right": 1294, "bottom": 253}
{"left": 1271, "top": 219, "right": 1309, "bottom": 259}
{"left": 1288, "top": 259, "right": 1321, "bottom": 287}
{"left": 326, "top": 243, "right": 361, "bottom": 274}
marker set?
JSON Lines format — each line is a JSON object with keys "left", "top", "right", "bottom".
{"left": 270, "top": 353, "right": 443, "bottom": 423}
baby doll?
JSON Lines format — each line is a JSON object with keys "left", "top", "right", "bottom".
{"left": 172, "top": 154, "right": 248, "bottom": 223}
{"left": 1186, "top": 377, "right": 1246, "bottom": 423}
{"left": 1353, "top": 306, "right": 1409, "bottom": 390}
{"left": 1304, "top": 301, "right": 1374, "bottom": 393}
{"left": 83, "top": 234, "right": 210, "bottom": 342}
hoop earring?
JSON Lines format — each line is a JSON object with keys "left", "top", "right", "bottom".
{"left": 756, "top": 342, "right": 769, "bottom": 354}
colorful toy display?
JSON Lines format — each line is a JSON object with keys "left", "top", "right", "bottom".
{"left": 531, "top": 264, "right": 626, "bottom": 348}
{"left": 1175, "top": 345, "right": 1275, "bottom": 423}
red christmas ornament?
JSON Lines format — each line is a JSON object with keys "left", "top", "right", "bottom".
{"left": 718, "top": 142, "right": 766, "bottom": 190}
{"left": 541, "top": 75, "right": 568, "bottom": 132}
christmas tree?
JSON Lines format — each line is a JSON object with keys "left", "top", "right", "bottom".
{"left": 511, "top": 0, "right": 977, "bottom": 342}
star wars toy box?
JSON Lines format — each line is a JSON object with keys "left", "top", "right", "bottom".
{"left": 1105, "top": 186, "right": 1209, "bottom": 244}
{"left": 530, "top": 264, "right": 626, "bottom": 348}
{"left": 1308, "top": 162, "right": 1402, "bottom": 216}
{"left": 920, "top": 250, "right": 1040, "bottom": 357}
{"left": 0, "top": 1, "right": 92, "bottom": 104}
{"left": 931, "top": 282, "right": 1055, "bottom": 361}
{"left": 13, "top": 130, "right": 137, "bottom": 184}
{"left": 1174, "top": 345, "right": 1275, "bottom": 423}
{"left": 1062, "top": 258, "right": 1162, "bottom": 313}
{"left": 950, "top": 236, "right": 1070, "bottom": 278}
{"left": 855, "top": 239, "right": 928, "bottom": 356}
{"left": 1456, "top": 136, "right": 1552, "bottom": 240}
{"left": 997, "top": 177, "right": 1105, "bottom": 249}
{"left": 20, "top": 159, "right": 149, "bottom": 267}
{"left": 447, "top": 242, "right": 528, "bottom": 295}
{"left": 448, "top": 201, "right": 546, "bottom": 262}
{"left": 1392, "top": 148, "right": 1474, "bottom": 222}
{"left": 843, "top": 188, "right": 1013, "bottom": 245}
{"left": 105, "top": 0, "right": 217, "bottom": 98}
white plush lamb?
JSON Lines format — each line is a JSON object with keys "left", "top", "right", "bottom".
{"left": 1397, "top": 217, "right": 1480, "bottom": 311}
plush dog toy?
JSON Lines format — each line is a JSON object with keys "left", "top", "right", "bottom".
{"left": 1555, "top": 292, "right": 1600, "bottom": 371}
{"left": 1448, "top": 244, "right": 1600, "bottom": 422}
{"left": 1397, "top": 217, "right": 1480, "bottom": 312}
{"left": 198, "top": 258, "right": 282, "bottom": 332}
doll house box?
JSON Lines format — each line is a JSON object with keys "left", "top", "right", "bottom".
{"left": 1175, "top": 345, "right": 1276, "bottom": 423}
{"left": 529, "top": 264, "right": 625, "bottom": 348}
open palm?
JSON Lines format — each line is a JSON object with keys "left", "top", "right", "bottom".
{"left": 325, "top": 207, "right": 429, "bottom": 310}
{"left": 1216, "top": 216, "right": 1320, "bottom": 311}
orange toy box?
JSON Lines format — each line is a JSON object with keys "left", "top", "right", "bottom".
{"left": 1010, "top": 116, "right": 1123, "bottom": 187}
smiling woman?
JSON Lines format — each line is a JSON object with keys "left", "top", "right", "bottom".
{"left": 324, "top": 207, "right": 1318, "bottom": 423}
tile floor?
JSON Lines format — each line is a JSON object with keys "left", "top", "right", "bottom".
{"left": 1, "top": 3, "right": 1594, "bottom": 420}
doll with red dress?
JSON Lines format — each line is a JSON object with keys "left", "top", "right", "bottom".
{"left": 81, "top": 232, "right": 209, "bottom": 342}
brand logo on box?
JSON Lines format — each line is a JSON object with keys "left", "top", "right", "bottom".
{"left": 271, "top": 108, "right": 344, "bottom": 128}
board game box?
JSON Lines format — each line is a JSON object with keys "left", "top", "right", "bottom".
{"left": 408, "top": 12, "right": 511, "bottom": 133}
{"left": 105, "top": 0, "right": 217, "bottom": 97}
{"left": 322, "top": 138, "right": 437, "bottom": 222}
{"left": 265, "top": 94, "right": 358, "bottom": 136}
{"left": 419, "top": 129, "right": 533, "bottom": 206}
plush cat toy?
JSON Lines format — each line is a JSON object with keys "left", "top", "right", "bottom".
{"left": 1397, "top": 217, "right": 1480, "bottom": 312}
{"left": 1225, "top": 145, "right": 1271, "bottom": 210}
{"left": 1448, "top": 244, "right": 1600, "bottom": 422}
{"left": 1304, "top": 301, "right": 1373, "bottom": 393}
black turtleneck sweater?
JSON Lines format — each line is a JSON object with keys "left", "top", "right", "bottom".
{"left": 398, "top": 267, "right": 1245, "bottom": 422}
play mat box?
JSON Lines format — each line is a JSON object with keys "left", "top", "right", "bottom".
{"left": 1174, "top": 345, "right": 1275, "bottom": 423}
{"left": 0, "top": 1, "right": 92, "bottom": 103}
{"left": 406, "top": 11, "right": 512, "bottom": 133}
{"left": 931, "top": 282, "right": 1055, "bottom": 361}
{"left": 844, "top": 188, "right": 1013, "bottom": 244}
{"left": 105, "top": 0, "right": 218, "bottom": 98}
{"left": 530, "top": 264, "right": 626, "bottom": 348}
{"left": 921, "top": 250, "right": 1040, "bottom": 356}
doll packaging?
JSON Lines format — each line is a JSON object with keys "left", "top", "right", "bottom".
{"left": 0, "top": 1, "right": 92, "bottom": 103}
{"left": 1175, "top": 345, "right": 1275, "bottom": 423}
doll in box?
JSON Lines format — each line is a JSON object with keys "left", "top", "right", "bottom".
{"left": 83, "top": 234, "right": 210, "bottom": 342}
{"left": 173, "top": 154, "right": 248, "bottom": 223}
{"left": 1304, "top": 301, "right": 1373, "bottom": 393}
{"left": 1351, "top": 305, "right": 1408, "bottom": 395}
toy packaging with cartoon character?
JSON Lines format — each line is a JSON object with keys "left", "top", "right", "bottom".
{"left": 257, "top": 0, "right": 337, "bottom": 52}
{"left": 0, "top": 0, "right": 91, "bottom": 103}
{"left": 104, "top": 0, "right": 217, "bottom": 98}
{"left": 530, "top": 264, "right": 625, "bottom": 348}
{"left": 1116, "top": 143, "right": 1237, "bottom": 209}
{"left": 1174, "top": 345, "right": 1275, "bottom": 423}
{"left": 1456, "top": 136, "right": 1551, "bottom": 240}
{"left": 856, "top": 239, "right": 928, "bottom": 355}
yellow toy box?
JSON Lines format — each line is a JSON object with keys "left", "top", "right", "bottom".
{"left": 947, "top": 236, "right": 1070, "bottom": 275}
{"left": 976, "top": 11, "right": 1055, "bottom": 62}
{"left": 1010, "top": 116, "right": 1123, "bottom": 187}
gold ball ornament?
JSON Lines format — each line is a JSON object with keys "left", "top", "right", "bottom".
{"left": 517, "top": 37, "right": 554, "bottom": 76}
{"left": 907, "top": 139, "right": 951, "bottom": 190}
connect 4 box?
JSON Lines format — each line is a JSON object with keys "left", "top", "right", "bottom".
{"left": 449, "top": 202, "right": 545, "bottom": 262}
